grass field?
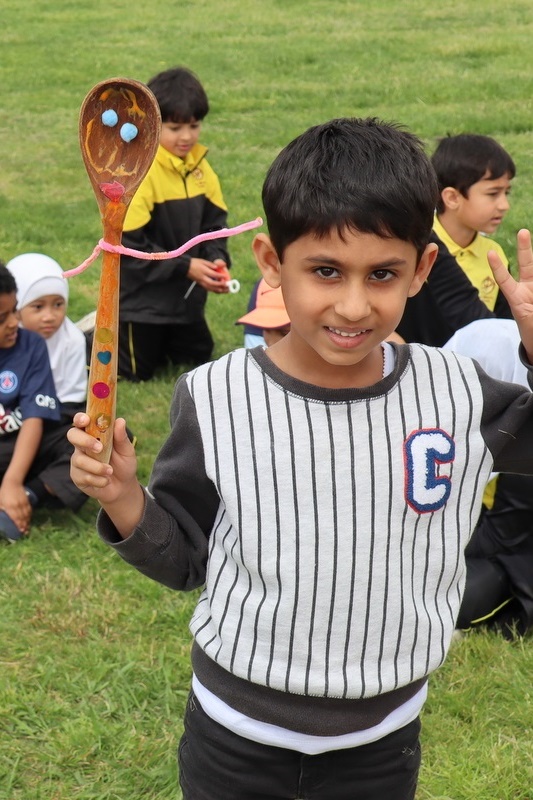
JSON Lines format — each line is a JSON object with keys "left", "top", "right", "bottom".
{"left": 1, "top": 0, "right": 533, "bottom": 797}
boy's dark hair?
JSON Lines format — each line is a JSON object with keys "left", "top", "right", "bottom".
{"left": 0, "top": 262, "right": 17, "bottom": 295}
{"left": 262, "top": 117, "right": 439, "bottom": 260}
{"left": 147, "top": 66, "right": 209, "bottom": 123}
{"left": 432, "top": 133, "right": 516, "bottom": 214}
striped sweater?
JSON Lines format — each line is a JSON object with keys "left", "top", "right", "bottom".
{"left": 99, "top": 344, "right": 533, "bottom": 734}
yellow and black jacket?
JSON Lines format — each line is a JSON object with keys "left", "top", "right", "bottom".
{"left": 119, "top": 143, "right": 230, "bottom": 325}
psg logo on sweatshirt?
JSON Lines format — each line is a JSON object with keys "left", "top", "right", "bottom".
{"left": 0, "top": 371, "right": 18, "bottom": 393}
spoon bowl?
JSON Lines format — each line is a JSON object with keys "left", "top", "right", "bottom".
{"left": 79, "top": 77, "right": 161, "bottom": 461}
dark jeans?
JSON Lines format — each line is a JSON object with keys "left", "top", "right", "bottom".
{"left": 178, "top": 691, "right": 421, "bottom": 800}
{"left": 117, "top": 320, "right": 213, "bottom": 381}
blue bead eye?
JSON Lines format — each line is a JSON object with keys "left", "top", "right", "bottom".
{"left": 101, "top": 109, "right": 119, "bottom": 127}
{"left": 120, "top": 123, "right": 138, "bottom": 142}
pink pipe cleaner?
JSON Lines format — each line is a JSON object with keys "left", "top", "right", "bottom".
{"left": 63, "top": 217, "right": 263, "bottom": 278}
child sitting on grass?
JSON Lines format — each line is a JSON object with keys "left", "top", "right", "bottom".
{"left": 0, "top": 262, "right": 61, "bottom": 541}
{"left": 0, "top": 255, "right": 88, "bottom": 542}
{"left": 7, "top": 253, "right": 87, "bottom": 416}
{"left": 68, "top": 118, "right": 533, "bottom": 799}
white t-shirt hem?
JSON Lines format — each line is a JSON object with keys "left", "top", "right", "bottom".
{"left": 192, "top": 674, "right": 427, "bottom": 755}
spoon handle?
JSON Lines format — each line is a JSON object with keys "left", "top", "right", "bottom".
{"left": 85, "top": 222, "right": 122, "bottom": 462}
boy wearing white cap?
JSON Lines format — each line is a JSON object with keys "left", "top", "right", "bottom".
{"left": 7, "top": 253, "right": 87, "bottom": 410}
{"left": 0, "top": 254, "right": 88, "bottom": 542}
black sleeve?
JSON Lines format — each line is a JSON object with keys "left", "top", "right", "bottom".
{"left": 478, "top": 353, "right": 533, "bottom": 474}
{"left": 397, "top": 232, "right": 494, "bottom": 347}
{"left": 97, "top": 374, "right": 220, "bottom": 591}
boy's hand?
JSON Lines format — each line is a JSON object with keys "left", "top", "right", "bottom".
{"left": 0, "top": 479, "right": 32, "bottom": 534}
{"left": 187, "top": 258, "right": 230, "bottom": 293}
{"left": 488, "top": 228, "right": 533, "bottom": 364}
{"left": 69, "top": 413, "right": 145, "bottom": 538}
{"left": 68, "top": 413, "right": 138, "bottom": 504}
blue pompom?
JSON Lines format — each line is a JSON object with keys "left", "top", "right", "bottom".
{"left": 120, "top": 123, "right": 138, "bottom": 142}
{"left": 101, "top": 109, "right": 119, "bottom": 127}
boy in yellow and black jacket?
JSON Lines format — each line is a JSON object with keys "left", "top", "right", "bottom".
{"left": 117, "top": 66, "right": 231, "bottom": 382}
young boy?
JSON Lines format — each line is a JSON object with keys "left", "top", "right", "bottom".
{"left": 6, "top": 253, "right": 87, "bottom": 414}
{"left": 431, "top": 132, "right": 515, "bottom": 313}
{"left": 68, "top": 118, "right": 533, "bottom": 799}
{"left": 117, "top": 65, "right": 231, "bottom": 381}
{"left": 0, "top": 263, "right": 62, "bottom": 541}
{"left": 1, "top": 254, "right": 89, "bottom": 541}
{"left": 236, "top": 277, "right": 291, "bottom": 347}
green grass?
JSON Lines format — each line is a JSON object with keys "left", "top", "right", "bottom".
{"left": 1, "top": 0, "right": 533, "bottom": 797}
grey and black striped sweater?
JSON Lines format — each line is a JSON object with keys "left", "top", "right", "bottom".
{"left": 100, "top": 344, "right": 533, "bottom": 735}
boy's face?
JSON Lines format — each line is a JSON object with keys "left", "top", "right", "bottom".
{"left": 18, "top": 294, "right": 66, "bottom": 339}
{"left": 253, "top": 228, "right": 436, "bottom": 389}
{"left": 160, "top": 119, "right": 201, "bottom": 159}
{"left": 454, "top": 171, "right": 512, "bottom": 235}
{"left": 0, "top": 292, "right": 19, "bottom": 348}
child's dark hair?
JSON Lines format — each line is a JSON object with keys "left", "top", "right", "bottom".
{"left": 432, "top": 134, "right": 516, "bottom": 214}
{"left": 147, "top": 66, "right": 209, "bottom": 123}
{"left": 262, "top": 117, "right": 439, "bottom": 260}
{"left": 0, "top": 262, "right": 17, "bottom": 295}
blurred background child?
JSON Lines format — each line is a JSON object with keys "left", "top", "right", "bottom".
{"left": 2, "top": 253, "right": 89, "bottom": 537}
{"left": 0, "top": 261, "right": 60, "bottom": 541}
{"left": 396, "top": 133, "right": 514, "bottom": 347}
{"left": 117, "top": 66, "right": 232, "bottom": 381}
{"left": 431, "top": 132, "right": 515, "bottom": 314}
{"left": 236, "top": 277, "right": 290, "bottom": 347}
{"left": 7, "top": 253, "right": 87, "bottom": 415}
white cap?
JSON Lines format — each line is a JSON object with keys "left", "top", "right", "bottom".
{"left": 6, "top": 253, "right": 68, "bottom": 309}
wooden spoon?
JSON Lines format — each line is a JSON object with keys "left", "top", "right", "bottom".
{"left": 79, "top": 77, "right": 161, "bottom": 462}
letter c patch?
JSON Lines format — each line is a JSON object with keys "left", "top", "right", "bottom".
{"left": 404, "top": 428, "right": 455, "bottom": 513}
